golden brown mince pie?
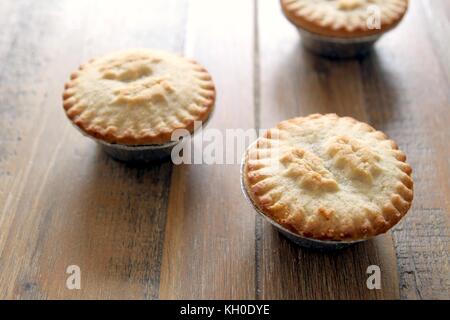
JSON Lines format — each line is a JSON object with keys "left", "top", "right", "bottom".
{"left": 280, "top": 0, "right": 409, "bottom": 58}
{"left": 63, "top": 49, "right": 215, "bottom": 146}
{"left": 242, "top": 114, "right": 413, "bottom": 242}
{"left": 280, "top": 0, "right": 409, "bottom": 38}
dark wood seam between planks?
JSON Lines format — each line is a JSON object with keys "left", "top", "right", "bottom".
{"left": 253, "top": 0, "right": 262, "bottom": 300}
{"left": 150, "top": 164, "right": 174, "bottom": 300}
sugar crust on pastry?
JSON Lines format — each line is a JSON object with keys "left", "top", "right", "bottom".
{"left": 63, "top": 49, "right": 215, "bottom": 145}
{"left": 243, "top": 114, "right": 413, "bottom": 241}
{"left": 280, "top": 0, "right": 409, "bottom": 38}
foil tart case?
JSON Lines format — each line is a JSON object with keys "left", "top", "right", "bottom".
{"left": 298, "top": 28, "right": 382, "bottom": 59}
{"left": 96, "top": 139, "right": 178, "bottom": 163}
{"left": 71, "top": 109, "right": 213, "bottom": 164}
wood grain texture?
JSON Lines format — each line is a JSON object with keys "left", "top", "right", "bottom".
{"left": 256, "top": 0, "right": 399, "bottom": 300}
{"left": 0, "top": 0, "right": 448, "bottom": 300}
{"left": 359, "top": 0, "right": 450, "bottom": 300}
{"left": 159, "top": 0, "right": 256, "bottom": 299}
{"left": 0, "top": 0, "right": 187, "bottom": 299}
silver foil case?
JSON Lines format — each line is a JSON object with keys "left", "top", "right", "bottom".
{"left": 298, "top": 28, "right": 382, "bottom": 59}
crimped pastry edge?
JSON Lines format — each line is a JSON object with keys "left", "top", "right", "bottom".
{"left": 243, "top": 113, "right": 413, "bottom": 241}
{"left": 280, "top": 0, "right": 409, "bottom": 39}
{"left": 62, "top": 51, "right": 216, "bottom": 146}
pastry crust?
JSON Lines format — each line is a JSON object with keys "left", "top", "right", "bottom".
{"left": 280, "top": 0, "right": 408, "bottom": 38}
{"left": 63, "top": 49, "right": 215, "bottom": 145}
{"left": 243, "top": 114, "right": 413, "bottom": 241}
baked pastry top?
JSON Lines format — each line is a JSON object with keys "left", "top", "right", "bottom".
{"left": 280, "top": 0, "right": 408, "bottom": 38}
{"left": 243, "top": 114, "right": 413, "bottom": 241}
{"left": 63, "top": 49, "right": 215, "bottom": 145}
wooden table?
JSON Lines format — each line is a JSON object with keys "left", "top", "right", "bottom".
{"left": 0, "top": 0, "right": 448, "bottom": 300}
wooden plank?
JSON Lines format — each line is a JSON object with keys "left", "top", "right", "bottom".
{"left": 0, "top": 0, "right": 187, "bottom": 299}
{"left": 360, "top": 0, "right": 450, "bottom": 300}
{"left": 257, "top": 0, "right": 399, "bottom": 299}
{"left": 421, "top": 0, "right": 450, "bottom": 84}
{"left": 159, "top": 0, "right": 256, "bottom": 299}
